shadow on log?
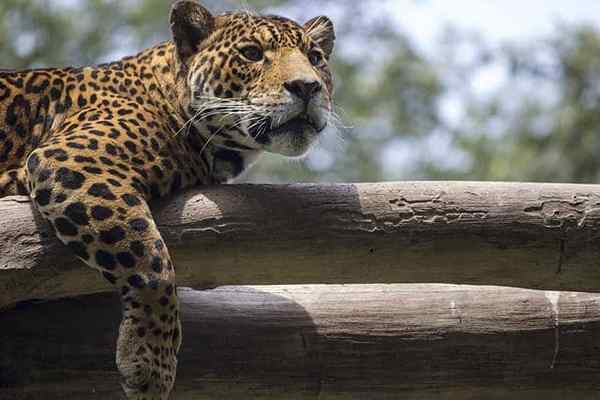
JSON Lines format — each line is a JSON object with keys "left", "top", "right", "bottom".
{"left": 3, "top": 182, "right": 600, "bottom": 309}
{"left": 2, "top": 284, "right": 600, "bottom": 399}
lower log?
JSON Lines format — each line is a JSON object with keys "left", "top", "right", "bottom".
{"left": 2, "top": 284, "right": 600, "bottom": 399}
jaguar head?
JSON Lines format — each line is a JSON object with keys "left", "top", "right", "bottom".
{"left": 170, "top": 0, "right": 335, "bottom": 157}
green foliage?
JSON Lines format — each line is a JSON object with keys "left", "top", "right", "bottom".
{"left": 1, "top": 0, "right": 72, "bottom": 68}
{"left": 0, "top": 0, "right": 149, "bottom": 67}
{"left": 432, "top": 25, "right": 600, "bottom": 183}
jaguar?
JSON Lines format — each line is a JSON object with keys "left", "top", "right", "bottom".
{"left": 0, "top": 1, "right": 335, "bottom": 398}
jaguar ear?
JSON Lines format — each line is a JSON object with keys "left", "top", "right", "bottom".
{"left": 304, "top": 16, "right": 335, "bottom": 59}
{"left": 170, "top": 0, "right": 215, "bottom": 64}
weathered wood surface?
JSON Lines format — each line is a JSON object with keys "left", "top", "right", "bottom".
{"left": 2, "top": 284, "right": 600, "bottom": 399}
{"left": 3, "top": 181, "right": 600, "bottom": 308}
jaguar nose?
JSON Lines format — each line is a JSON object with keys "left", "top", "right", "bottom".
{"left": 284, "top": 79, "right": 322, "bottom": 103}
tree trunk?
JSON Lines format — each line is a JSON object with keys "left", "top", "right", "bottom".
{"left": 2, "top": 284, "right": 600, "bottom": 399}
{"left": 3, "top": 182, "right": 600, "bottom": 308}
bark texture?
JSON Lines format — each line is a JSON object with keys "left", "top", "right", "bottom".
{"left": 2, "top": 284, "right": 600, "bottom": 399}
{"left": 3, "top": 182, "right": 600, "bottom": 308}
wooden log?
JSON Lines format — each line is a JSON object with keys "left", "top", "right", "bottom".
{"left": 3, "top": 181, "right": 600, "bottom": 308}
{"left": 2, "top": 284, "right": 600, "bottom": 399}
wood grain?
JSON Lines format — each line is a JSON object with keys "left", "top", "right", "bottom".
{"left": 3, "top": 181, "right": 600, "bottom": 308}
{"left": 2, "top": 284, "right": 600, "bottom": 399}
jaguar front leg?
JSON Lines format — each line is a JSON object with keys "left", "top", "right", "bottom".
{"left": 26, "top": 134, "right": 182, "bottom": 400}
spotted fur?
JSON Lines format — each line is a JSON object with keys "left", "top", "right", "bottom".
{"left": 0, "top": 1, "right": 335, "bottom": 399}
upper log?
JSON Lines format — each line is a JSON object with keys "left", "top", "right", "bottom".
{"left": 3, "top": 181, "right": 600, "bottom": 308}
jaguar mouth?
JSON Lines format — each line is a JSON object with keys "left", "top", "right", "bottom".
{"left": 272, "top": 114, "right": 323, "bottom": 134}
{"left": 252, "top": 114, "right": 324, "bottom": 144}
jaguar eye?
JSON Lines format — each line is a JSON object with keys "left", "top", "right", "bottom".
{"left": 308, "top": 50, "right": 324, "bottom": 67}
{"left": 239, "top": 45, "right": 264, "bottom": 62}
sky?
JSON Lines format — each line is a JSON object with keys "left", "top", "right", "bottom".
{"left": 385, "top": 0, "right": 600, "bottom": 51}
